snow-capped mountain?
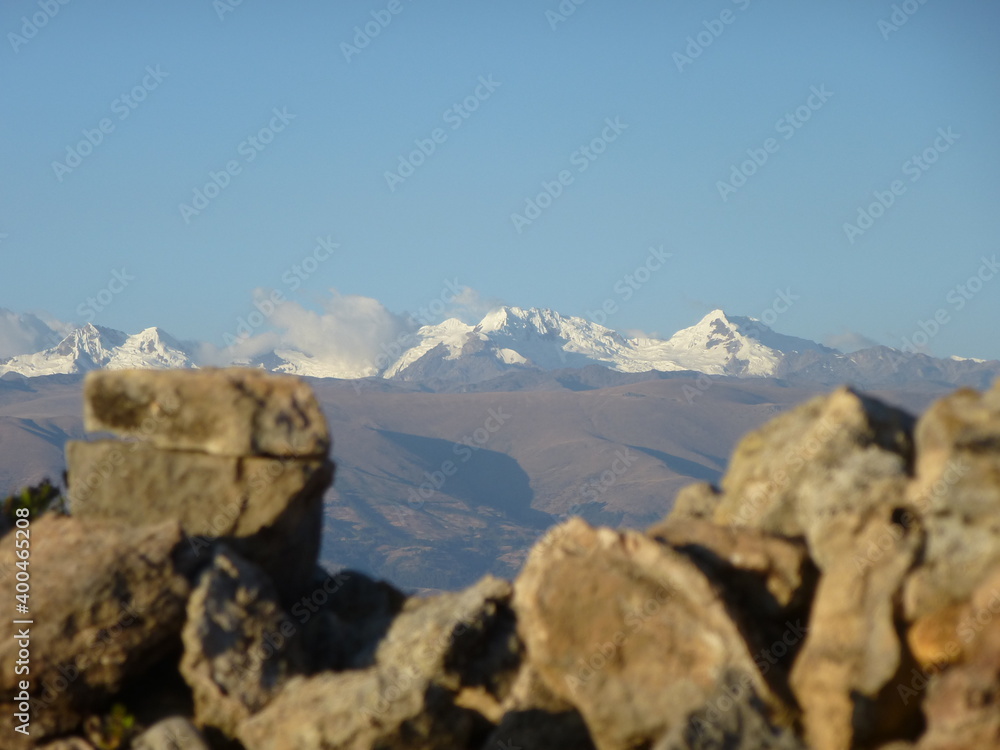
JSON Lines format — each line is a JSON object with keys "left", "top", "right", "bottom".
{"left": 380, "top": 307, "right": 832, "bottom": 381}
{"left": 0, "top": 324, "right": 196, "bottom": 376}
{"left": 1, "top": 307, "right": 997, "bottom": 391}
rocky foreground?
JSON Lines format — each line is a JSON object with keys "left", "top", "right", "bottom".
{"left": 2, "top": 369, "right": 1000, "bottom": 750}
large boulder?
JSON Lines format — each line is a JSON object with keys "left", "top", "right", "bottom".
{"left": 82, "top": 367, "right": 330, "bottom": 457}
{"left": 0, "top": 515, "right": 195, "bottom": 745}
{"left": 647, "top": 516, "right": 816, "bottom": 619}
{"left": 653, "top": 673, "right": 807, "bottom": 750}
{"left": 915, "top": 565, "right": 1000, "bottom": 750}
{"left": 480, "top": 665, "right": 597, "bottom": 750}
{"left": 903, "top": 382, "right": 1000, "bottom": 619}
{"left": 180, "top": 547, "right": 307, "bottom": 738}
{"left": 513, "top": 518, "right": 788, "bottom": 750}
{"left": 789, "top": 505, "right": 925, "bottom": 750}
{"left": 712, "top": 387, "right": 914, "bottom": 539}
{"left": 66, "top": 440, "right": 331, "bottom": 598}
{"left": 238, "top": 575, "right": 521, "bottom": 750}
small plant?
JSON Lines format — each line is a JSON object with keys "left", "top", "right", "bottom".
{"left": 84, "top": 703, "right": 140, "bottom": 750}
{"left": 0, "top": 478, "right": 66, "bottom": 537}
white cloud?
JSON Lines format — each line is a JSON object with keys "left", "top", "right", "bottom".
{"left": 444, "top": 286, "right": 505, "bottom": 324}
{"left": 0, "top": 309, "right": 62, "bottom": 359}
{"left": 201, "top": 290, "right": 416, "bottom": 374}
{"left": 823, "top": 331, "right": 882, "bottom": 353}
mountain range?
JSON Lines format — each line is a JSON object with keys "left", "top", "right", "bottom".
{"left": 3, "top": 306, "right": 998, "bottom": 391}
{"left": 3, "top": 305, "right": 998, "bottom": 591}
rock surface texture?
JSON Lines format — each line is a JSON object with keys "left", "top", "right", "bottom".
{"left": 66, "top": 367, "right": 334, "bottom": 600}
{"left": 5, "top": 370, "right": 1000, "bottom": 748}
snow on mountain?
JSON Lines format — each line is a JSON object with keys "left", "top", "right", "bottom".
{"left": 383, "top": 318, "right": 477, "bottom": 378}
{"left": 634, "top": 309, "right": 835, "bottom": 377}
{"left": 4, "top": 306, "right": 991, "bottom": 389}
{"left": 384, "top": 307, "right": 817, "bottom": 380}
{"left": 0, "top": 324, "right": 196, "bottom": 376}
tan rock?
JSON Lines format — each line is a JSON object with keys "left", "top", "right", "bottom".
{"left": 513, "top": 518, "right": 784, "bottom": 750}
{"left": 790, "top": 505, "right": 924, "bottom": 750}
{"left": 0, "top": 515, "right": 194, "bottom": 744}
{"left": 713, "top": 387, "right": 914, "bottom": 537}
{"left": 482, "top": 664, "right": 597, "bottom": 750}
{"left": 83, "top": 367, "right": 330, "bottom": 457}
{"left": 903, "top": 381, "right": 1000, "bottom": 619}
{"left": 916, "top": 567, "right": 1000, "bottom": 750}
{"left": 647, "top": 516, "right": 814, "bottom": 613}
{"left": 906, "top": 604, "right": 968, "bottom": 672}
{"left": 66, "top": 440, "right": 332, "bottom": 599}
{"left": 667, "top": 482, "right": 722, "bottom": 522}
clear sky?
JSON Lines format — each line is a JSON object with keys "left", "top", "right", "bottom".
{"left": 2, "top": 0, "right": 999, "bottom": 360}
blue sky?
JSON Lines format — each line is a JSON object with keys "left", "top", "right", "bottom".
{"left": 2, "top": 0, "right": 999, "bottom": 360}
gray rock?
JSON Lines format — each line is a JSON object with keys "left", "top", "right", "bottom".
{"left": 790, "top": 505, "right": 924, "bottom": 750}
{"left": 653, "top": 671, "right": 805, "bottom": 750}
{"left": 132, "top": 717, "right": 210, "bottom": 750}
{"left": 82, "top": 367, "right": 330, "bottom": 457}
{"left": 66, "top": 440, "right": 332, "bottom": 600}
{"left": 0, "top": 515, "right": 194, "bottom": 745}
{"left": 238, "top": 575, "right": 520, "bottom": 750}
{"left": 180, "top": 547, "right": 307, "bottom": 738}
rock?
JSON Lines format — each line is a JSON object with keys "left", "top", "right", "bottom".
{"left": 294, "top": 568, "right": 407, "bottom": 672}
{"left": 37, "top": 739, "right": 96, "bottom": 750}
{"left": 513, "top": 518, "right": 784, "bottom": 750}
{"left": 0, "top": 515, "right": 194, "bottom": 744}
{"left": 180, "top": 547, "right": 307, "bottom": 738}
{"left": 906, "top": 603, "right": 968, "bottom": 672}
{"left": 132, "top": 717, "right": 210, "bottom": 750}
{"left": 481, "top": 665, "right": 597, "bottom": 750}
{"left": 789, "top": 505, "right": 924, "bottom": 750}
{"left": 82, "top": 367, "right": 330, "bottom": 457}
{"left": 647, "top": 516, "right": 815, "bottom": 615}
{"left": 238, "top": 669, "right": 487, "bottom": 750}
{"left": 903, "top": 382, "right": 1000, "bottom": 619}
{"left": 238, "top": 575, "right": 520, "bottom": 750}
{"left": 66, "top": 440, "right": 332, "bottom": 599}
{"left": 712, "top": 387, "right": 914, "bottom": 537}
{"left": 915, "top": 565, "right": 1000, "bottom": 750}
{"left": 652, "top": 671, "right": 806, "bottom": 750}
{"left": 667, "top": 482, "right": 722, "bottom": 522}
